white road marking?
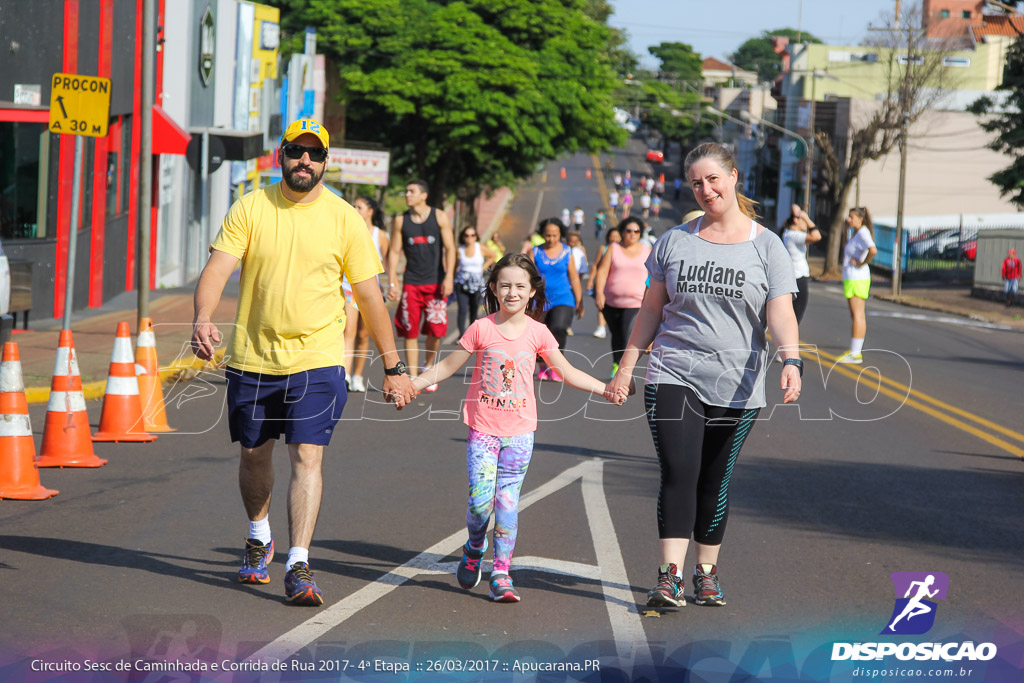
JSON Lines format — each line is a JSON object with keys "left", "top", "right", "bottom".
{"left": 250, "top": 459, "right": 631, "bottom": 663}
{"left": 582, "top": 462, "right": 654, "bottom": 670}
{"left": 868, "top": 310, "right": 1014, "bottom": 331}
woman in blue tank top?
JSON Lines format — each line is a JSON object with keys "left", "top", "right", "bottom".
{"left": 530, "top": 218, "right": 583, "bottom": 381}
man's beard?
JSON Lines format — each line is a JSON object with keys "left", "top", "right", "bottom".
{"left": 283, "top": 162, "right": 324, "bottom": 192}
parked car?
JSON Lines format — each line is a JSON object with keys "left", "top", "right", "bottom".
{"left": 907, "top": 228, "right": 975, "bottom": 259}
{"left": 646, "top": 149, "right": 665, "bottom": 163}
{"left": 960, "top": 239, "right": 977, "bottom": 261}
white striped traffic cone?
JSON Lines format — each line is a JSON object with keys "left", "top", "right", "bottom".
{"left": 0, "top": 342, "right": 59, "bottom": 500}
{"left": 135, "top": 317, "right": 175, "bottom": 432}
{"left": 92, "top": 322, "right": 157, "bottom": 443}
{"left": 37, "top": 330, "right": 108, "bottom": 467}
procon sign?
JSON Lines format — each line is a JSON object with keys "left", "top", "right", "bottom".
{"left": 48, "top": 73, "right": 111, "bottom": 138}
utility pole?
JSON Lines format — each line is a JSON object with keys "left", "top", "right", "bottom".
{"left": 892, "top": 18, "right": 913, "bottom": 298}
{"left": 138, "top": 0, "right": 156, "bottom": 325}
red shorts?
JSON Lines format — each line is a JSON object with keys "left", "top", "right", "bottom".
{"left": 395, "top": 283, "right": 448, "bottom": 338}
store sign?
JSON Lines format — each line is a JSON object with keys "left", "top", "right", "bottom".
{"left": 14, "top": 84, "right": 41, "bottom": 106}
{"left": 327, "top": 148, "right": 391, "bottom": 186}
{"left": 199, "top": 6, "right": 215, "bottom": 86}
{"left": 48, "top": 73, "right": 111, "bottom": 137}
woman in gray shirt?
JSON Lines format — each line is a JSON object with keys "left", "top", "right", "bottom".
{"left": 608, "top": 143, "right": 802, "bottom": 610}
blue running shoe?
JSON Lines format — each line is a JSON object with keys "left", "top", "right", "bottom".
{"left": 238, "top": 538, "right": 274, "bottom": 584}
{"left": 693, "top": 563, "right": 727, "bottom": 606}
{"left": 489, "top": 574, "right": 521, "bottom": 603}
{"left": 284, "top": 562, "right": 324, "bottom": 606}
{"left": 456, "top": 540, "right": 486, "bottom": 589}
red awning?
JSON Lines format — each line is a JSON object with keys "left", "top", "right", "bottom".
{"left": 152, "top": 105, "right": 190, "bottom": 155}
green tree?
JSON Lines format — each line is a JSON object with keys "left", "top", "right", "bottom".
{"left": 648, "top": 41, "right": 702, "bottom": 83}
{"left": 272, "top": 0, "right": 624, "bottom": 212}
{"left": 969, "top": 36, "right": 1024, "bottom": 208}
{"left": 731, "top": 28, "right": 821, "bottom": 82}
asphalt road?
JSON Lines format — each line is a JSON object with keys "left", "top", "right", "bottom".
{"left": 2, "top": 143, "right": 1022, "bottom": 682}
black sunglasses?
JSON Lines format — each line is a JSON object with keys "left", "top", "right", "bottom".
{"left": 282, "top": 143, "right": 328, "bottom": 163}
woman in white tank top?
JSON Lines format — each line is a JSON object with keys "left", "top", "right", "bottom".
{"left": 455, "top": 225, "right": 497, "bottom": 335}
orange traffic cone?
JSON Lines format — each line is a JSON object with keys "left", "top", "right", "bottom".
{"left": 92, "top": 322, "right": 157, "bottom": 443}
{"left": 135, "top": 318, "right": 175, "bottom": 433}
{"left": 0, "top": 342, "right": 59, "bottom": 500}
{"left": 560, "top": 167, "right": 566, "bottom": 179}
{"left": 37, "top": 330, "right": 108, "bottom": 467}
{"left": 585, "top": 168, "right": 592, "bottom": 179}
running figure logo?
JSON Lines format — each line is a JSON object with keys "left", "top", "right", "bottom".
{"left": 881, "top": 571, "right": 949, "bottom": 635}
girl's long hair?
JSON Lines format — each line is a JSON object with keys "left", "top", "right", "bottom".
{"left": 684, "top": 142, "right": 759, "bottom": 220}
{"left": 356, "top": 195, "right": 385, "bottom": 229}
{"left": 849, "top": 206, "right": 874, "bottom": 240}
{"left": 484, "top": 253, "right": 547, "bottom": 321}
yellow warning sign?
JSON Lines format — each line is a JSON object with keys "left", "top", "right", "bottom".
{"left": 49, "top": 73, "right": 111, "bottom": 137}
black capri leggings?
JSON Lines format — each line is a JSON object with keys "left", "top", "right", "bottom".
{"left": 793, "top": 276, "right": 810, "bottom": 323}
{"left": 543, "top": 305, "right": 575, "bottom": 350}
{"left": 644, "top": 383, "right": 759, "bottom": 545}
{"left": 602, "top": 305, "right": 639, "bottom": 366}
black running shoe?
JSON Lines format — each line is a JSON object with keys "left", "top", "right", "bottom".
{"left": 456, "top": 541, "right": 486, "bottom": 589}
{"left": 693, "top": 563, "right": 727, "bottom": 606}
{"left": 284, "top": 562, "right": 324, "bottom": 606}
{"left": 646, "top": 563, "right": 685, "bottom": 607}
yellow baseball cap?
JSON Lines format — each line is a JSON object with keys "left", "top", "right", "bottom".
{"left": 281, "top": 118, "right": 329, "bottom": 148}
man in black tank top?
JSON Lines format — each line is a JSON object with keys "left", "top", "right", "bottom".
{"left": 386, "top": 179, "right": 456, "bottom": 386}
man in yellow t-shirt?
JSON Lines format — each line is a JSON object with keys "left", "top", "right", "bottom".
{"left": 191, "top": 118, "right": 415, "bottom": 607}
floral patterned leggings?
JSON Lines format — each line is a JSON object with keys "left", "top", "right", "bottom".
{"left": 465, "top": 428, "right": 535, "bottom": 574}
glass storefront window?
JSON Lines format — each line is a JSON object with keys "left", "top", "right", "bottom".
{"left": 0, "top": 122, "right": 48, "bottom": 240}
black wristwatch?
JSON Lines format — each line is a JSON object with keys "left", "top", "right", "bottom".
{"left": 384, "top": 361, "right": 408, "bottom": 377}
{"left": 783, "top": 358, "right": 804, "bottom": 377}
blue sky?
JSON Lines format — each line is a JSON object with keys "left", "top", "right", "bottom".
{"left": 608, "top": 0, "right": 902, "bottom": 68}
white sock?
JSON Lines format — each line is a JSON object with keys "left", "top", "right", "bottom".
{"left": 286, "top": 547, "right": 309, "bottom": 571}
{"left": 850, "top": 338, "right": 865, "bottom": 355}
{"left": 248, "top": 517, "right": 271, "bottom": 545}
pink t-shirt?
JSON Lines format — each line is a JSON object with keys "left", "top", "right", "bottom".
{"left": 604, "top": 242, "right": 651, "bottom": 308}
{"left": 459, "top": 314, "right": 559, "bottom": 437}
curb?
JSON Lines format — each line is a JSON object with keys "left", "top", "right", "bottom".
{"left": 24, "top": 349, "right": 227, "bottom": 406}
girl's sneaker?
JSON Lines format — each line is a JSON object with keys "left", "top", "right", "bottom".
{"left": 456, "top": 541, "right": 486, "bottom": 589}
{"left": 536, "top": 367, "right": 550, "bottom": 381}
{"left": 489, "top": 574, "right": 521, "bottom": 602}
{"left": 836, "top": 351, "right": 863, "bottom": 365}
{"left": 548, "top": 368, "right": 563, "bottom": 382}
{"left": 692, "top": 563, "right": 727, "bottom": 606}
{"left": 349, "top": 375, "right": 366, "bottom": 392}
{"left": 646, "top": 563, "right": 685, "bottom": 607}
{"left": 592, "top": 326, "right": 607, "bottom": 339}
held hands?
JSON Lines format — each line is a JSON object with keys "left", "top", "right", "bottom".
{"left": 606, "top": 368, "right": 636, "bottom": 404}
{"left": 781, "top": 365, "right": 801, "bottom": 404}
{"left": 602, "top": 383, "right": 628, "bottom": 406}
{"left": 384, "top": 374, "right": 417, "bottom": 410}
{"left": 386, "top": 283, "right": 400, "bottom": 302}
{"left": 191, "top": 320, "right": 221, "bottom": 361}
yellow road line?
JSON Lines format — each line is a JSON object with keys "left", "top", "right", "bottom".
{"left": 591, "top": 153, "right": 612, "bottom": 216}
{"left": 802, "top": 346, "right": 1024, "bottom": 459}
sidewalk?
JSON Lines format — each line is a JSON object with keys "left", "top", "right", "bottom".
{"left": 17, "top": 286, "right": 237, "bottom": 405}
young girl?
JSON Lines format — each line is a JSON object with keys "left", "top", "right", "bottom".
{"left": 413, "top": 253, "right": 624, "bottom": 602}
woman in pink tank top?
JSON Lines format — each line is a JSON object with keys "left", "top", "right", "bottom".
{"left": 593, "top": 216, "right": 651, "bottom": 377}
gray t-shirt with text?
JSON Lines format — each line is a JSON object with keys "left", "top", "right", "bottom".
{"left": 645, "top": 220, "right": 798, "bottom": 409}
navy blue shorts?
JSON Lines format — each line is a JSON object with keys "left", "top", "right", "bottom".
{"left": 225, "top": 366, "right": 347, "bottom": 448}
